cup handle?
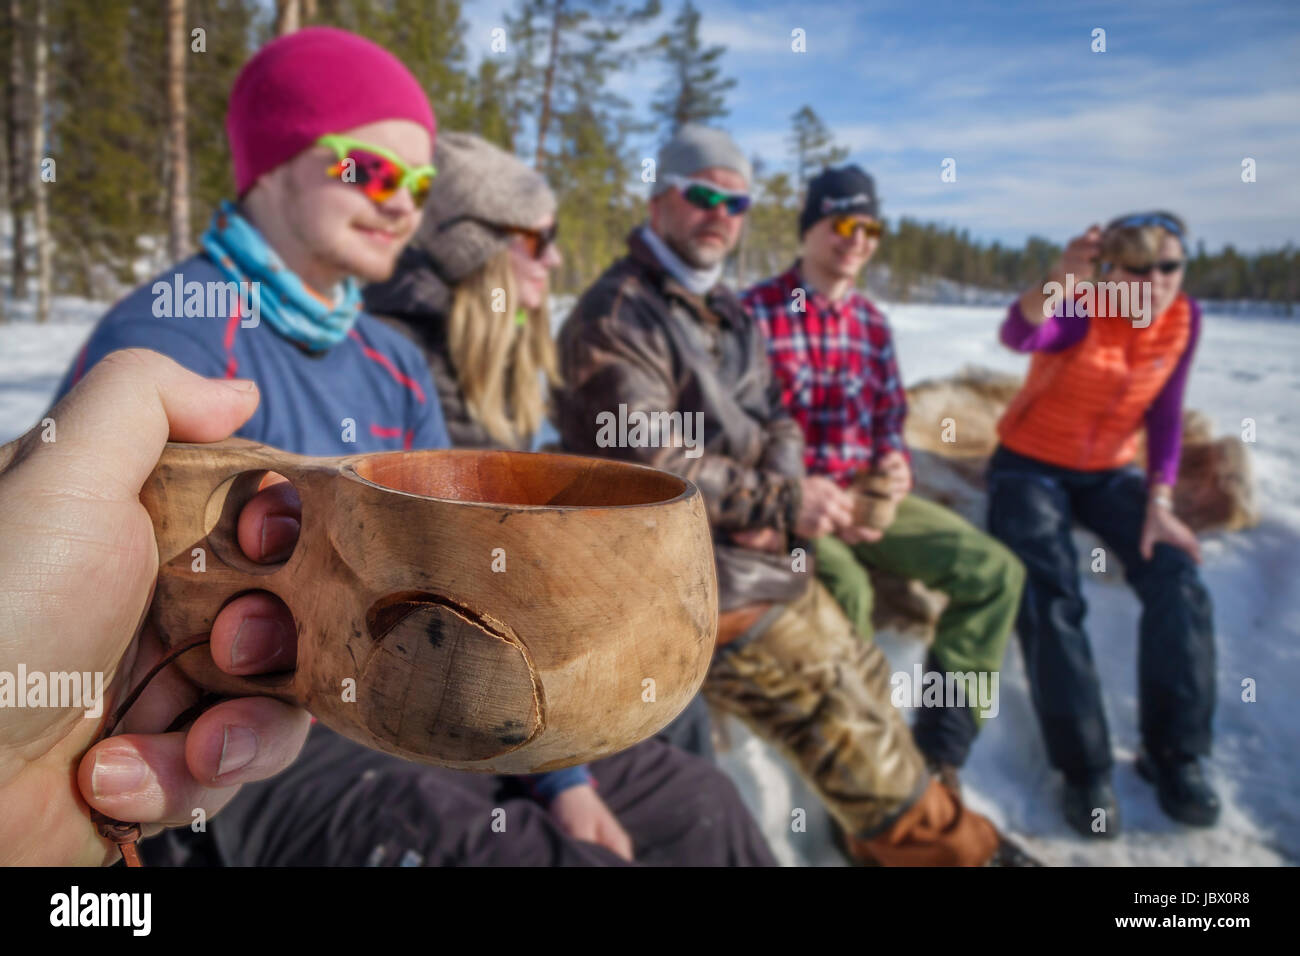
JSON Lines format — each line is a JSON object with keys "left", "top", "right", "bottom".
{"left": 138, "top": 438, "right": 328, "bottom": 706}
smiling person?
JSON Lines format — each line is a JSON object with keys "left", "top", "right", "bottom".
{"left": 988, "top": 212, "right": 1218, "bottom": 837}
{"left": 557, "top": 127, "right": 1035, "bottom": 866}
{"left": 362, "top": 132, "right": 769, "bottom": 864}
{"left": 57, "top": 26, "right": 447, "bottom": 455}
{"left": 45, "top": 27, "right": 745, "bottom": 869}
{"left": 742, "top": 167, "right": 1026, "bottom": 794}
{"left": 364, "top": 131, "right": 563, "bottom": 452}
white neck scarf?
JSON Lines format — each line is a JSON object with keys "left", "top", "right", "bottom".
{"left": 640, "top": 225, "right": 723, "bottom": 296}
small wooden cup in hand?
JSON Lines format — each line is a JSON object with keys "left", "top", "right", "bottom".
{"left": 851, "top": 468, "right": 898, "bottom": 532}
{"left": 138, "top": 439, "right": 718, "bottom": 774}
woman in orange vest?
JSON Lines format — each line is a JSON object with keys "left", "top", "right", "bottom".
{"left": 987, "top": 212, "right": 1218, "bottom": 838}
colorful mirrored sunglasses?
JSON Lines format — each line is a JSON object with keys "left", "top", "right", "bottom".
{"left": 317, "top": 134, "right": 437, "bottom": 207}
{"left": 830, "top": 215, "right": 883, "bottom": 241}
{"left": 663, "top": 174, "right": 752, "bottom": 216}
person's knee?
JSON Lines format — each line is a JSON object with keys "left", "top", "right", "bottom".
{"left": 1135, "top": 544, "right": 1213, "bottom": 614}
{"left": 816, "top": 543, "right": 874, "bottom": 612}
{"left": 947, "top": 534, "right": 1026, "bottom": 610}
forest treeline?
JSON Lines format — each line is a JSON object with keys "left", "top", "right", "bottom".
{"left": 2, "top": 0, "right": 1294, "bottom": 319}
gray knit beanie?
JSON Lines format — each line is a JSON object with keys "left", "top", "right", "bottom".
{"left": 413, "top": 131, "right": 557, "bottom": 283}
{"left": 652, "top": 124, "right": 752, "bottom": 197}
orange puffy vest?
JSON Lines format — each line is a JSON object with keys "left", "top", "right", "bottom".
{"left": 997, "top": 292, "right": 1192, "bottom": 472}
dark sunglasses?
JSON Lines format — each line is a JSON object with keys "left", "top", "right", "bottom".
{"left": 505, "top": 222, "right": 560, "bottom": 260}
{"left": 664, "top": 175, "right": 752, "bottom": 216}
{"left": 437, "top": 215, "right": 559, "bottom": 260}
{"left": 1107, "top": 259, "right": 1185, "bottom": 277}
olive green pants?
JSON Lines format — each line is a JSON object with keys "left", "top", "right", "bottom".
{"left": 814, "top": 495, "right": 1024, "bottom": 763}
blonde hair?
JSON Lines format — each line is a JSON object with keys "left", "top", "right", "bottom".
{"left": 1102, "top": 210, "right": 1187, "bottom": 266}
{"left": 447, "top": 250, "right": 561, "bottom": 448}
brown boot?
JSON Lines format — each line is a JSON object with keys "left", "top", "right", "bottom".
{"left": 930, "top": 761, "right": 963, "bottom": 798}
{"left": 851, "top": 779, "right": 1000, "bottom": 866}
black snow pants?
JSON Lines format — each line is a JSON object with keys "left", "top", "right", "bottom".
{"left": 985, "top": 444, "right": 1216, "bottom": 783}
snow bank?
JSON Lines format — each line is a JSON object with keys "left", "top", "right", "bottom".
{"left": 2, "top": 297, "right": 1294, "bottom": 866}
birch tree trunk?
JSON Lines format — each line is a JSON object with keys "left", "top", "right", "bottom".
{"left": 274, "top": 0, "right": 300, "bottom": 35}
{"left": 7, "top": 0, "right": 27, "bottom": 301}
{"left": 166, "top": 0, "right": 190, "bottom": 261}
{"left": 30, "top": 0, "right": 48, "bottom": 323}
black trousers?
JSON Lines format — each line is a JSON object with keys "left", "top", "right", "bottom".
{"left": 985, "top": 445, "right": 1216, "bottom": 782}
{"left": 142, "top": 721, "right": 771, "bottom": 867}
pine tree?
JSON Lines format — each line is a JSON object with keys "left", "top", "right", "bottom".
{"left": 742, "top": 159, "right": 798, "bottom": 283}
{"left": 186, "top": 0, "right": 262, "bottom": 233}
{"left": 650, "top": 0, "right": 734, "bottom": 135}
{"left": 467, "top": 58, "right": 514, "bottom": 150}
{"left": 48, "top": 0, "right": 165, "bottom": 295}
{"left": 503, "top": 0, "right": 661, "bottom": 168}
{"left": 787, "top": 105, "right": 847, "bottom": 193}
{"left": 502, "top": 0, "right": 660, "bottom": 291}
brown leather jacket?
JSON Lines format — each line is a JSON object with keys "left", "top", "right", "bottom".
{"left": 555, "top": 227, "right": 808, "bottom": 611}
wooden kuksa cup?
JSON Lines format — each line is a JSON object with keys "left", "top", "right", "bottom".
{"left": 851, "top": 468, "right": 899, "bottom": 531}
{"left": 139, "top": 439, "right": 718, "bottom": 773}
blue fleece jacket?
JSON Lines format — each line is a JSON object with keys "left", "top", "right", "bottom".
{"left": 54, "top": 250, "right": 591, "bottom": 798}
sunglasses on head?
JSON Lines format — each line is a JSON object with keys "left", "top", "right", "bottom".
{"left": 1106, "top": 259, "right": 1185, "bottom": 277}
{"left": 830, "top": 215, "right": 883, "bottom": 241}
{"left": 317, "top": 134, "right": 437, "bottom": 207}
{"left": 1111, "top": 212, "right": 1184, "bottom": 237}
{"left": 663, "top": 174, "right": 752, "bottom": 216}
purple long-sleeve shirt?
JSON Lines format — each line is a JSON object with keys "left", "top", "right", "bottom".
{"left": 999, "top": 298, "right": 1202, "bottom": 486}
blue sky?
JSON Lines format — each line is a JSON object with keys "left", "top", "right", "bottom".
{"left": 456, "top": 0, "right": 1299, "bottom": 253}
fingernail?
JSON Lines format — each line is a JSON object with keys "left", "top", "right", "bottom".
{"left": 92, "top": 751, "right": 148, "bottom": 799}
{"left": 217, "top": 726, "right": 259, "bottom": 777}
{"left": 231, "top": 616, "right": 288, "bottom": 670}
{"left": 260, "top": 515, "right": 300, "bottom": 563}
{"left": 222, "top": 378, "right": 258, "bottom": 394}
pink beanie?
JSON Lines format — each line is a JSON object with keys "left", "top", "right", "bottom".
{"left": 227, "top": 27, "right": 437, "bottom": 196}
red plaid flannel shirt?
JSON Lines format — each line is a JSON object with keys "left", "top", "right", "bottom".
{"left": 741, "top": 262, "right": 910, "bottom": 488}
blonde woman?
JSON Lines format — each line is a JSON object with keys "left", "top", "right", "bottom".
{"left": 988, "top": 212, "right": 1217, "bottom": 837}
{"left": 363, "top": 131, "right": 763, "bottom": 866}
{"left": 365, "top": 131, "right": 562, "bottom": 451}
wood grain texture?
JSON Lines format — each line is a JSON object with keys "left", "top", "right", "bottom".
{"left": 139, "top": 439, "right": 718, "bottom": 772}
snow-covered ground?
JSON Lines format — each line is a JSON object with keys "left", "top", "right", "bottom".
{"left": 712, "top": 303, "right": 1300, "bottom": 867}
{"left": 1, "top": 295, "right": 1296, "bottom": 866}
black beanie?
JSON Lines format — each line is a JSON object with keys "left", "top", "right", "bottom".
{"left": 800, "top": 165, "right": 880, "bottom": 237}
